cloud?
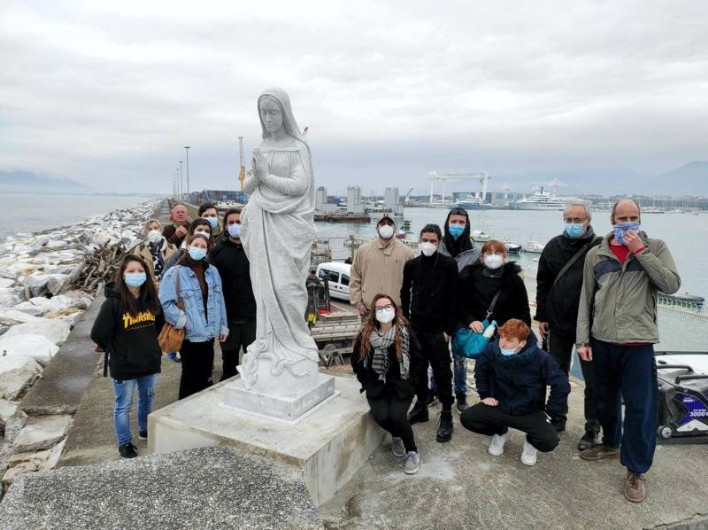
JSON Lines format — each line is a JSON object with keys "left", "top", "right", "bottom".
{"left": 1, "top": 0, "right": 707, "bottom": 193}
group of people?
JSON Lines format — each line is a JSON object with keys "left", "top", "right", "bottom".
{"left": 350, "top": 199, "right": 680, "bottom": 503}
{"left": 91, "top": 202, "right": 256, "bottom": 459}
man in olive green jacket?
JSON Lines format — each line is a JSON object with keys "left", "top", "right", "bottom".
{"left": 576, "top": 199, "right": 680, "bottom": 504}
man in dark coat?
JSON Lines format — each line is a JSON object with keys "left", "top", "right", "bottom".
{"left": 535, "top": 203, "right": 601, "bottom": 448}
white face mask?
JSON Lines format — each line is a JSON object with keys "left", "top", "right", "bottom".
{"left": 375, "top": 307, "right": 396, "bottom": 324}
{"left": 484, "top": 254, "right": 504, "bottom": 270}
{"left": 378, "top": 224, "right": 395, "bottom": 240}
{"left": 147, "top": 230, "right": 163, "bottom": 244}
{"left": 419, "top": 241, "right": 437, "bottom": 257}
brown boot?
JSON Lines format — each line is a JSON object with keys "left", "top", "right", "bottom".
{"left": 624, "top": 471, "right": 647, "bottom": 503}
{"left": 579, "top": 444, "right": 620, "bottom": 461}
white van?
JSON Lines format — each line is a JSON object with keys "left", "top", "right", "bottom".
{"left": 316, "top": 262, "right": 352, "bottom": 302}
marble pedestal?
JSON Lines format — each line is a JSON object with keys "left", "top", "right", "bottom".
{"left": 222, "top": 373, "right": 335, "bottom": 422}
{"left": 148, "top": 376, "right": 384, "bottom": 506}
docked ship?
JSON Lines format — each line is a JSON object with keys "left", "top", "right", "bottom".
{"left": 511, "top": 187, "right": 568, "bottom": 210}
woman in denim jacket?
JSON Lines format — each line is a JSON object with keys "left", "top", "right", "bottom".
{"left": 159, "top": 234, "right": 229, "bottom": 399}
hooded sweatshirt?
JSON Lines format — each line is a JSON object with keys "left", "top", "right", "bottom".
{"left": 438, "top": 209, "right": 481, "bottom": 271}
{"left": 91, "top": 283, "right": 164, "bottom": 381}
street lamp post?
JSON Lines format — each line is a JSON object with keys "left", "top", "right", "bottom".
{"left": 179, "top": 161, "right": 183, "bottom": 200}
{"left": 184, "top": 146, "right": 190, "bottom": 198}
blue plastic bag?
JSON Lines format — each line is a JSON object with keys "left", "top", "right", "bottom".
{"left": 452, "top": 319, "right": 497, "bottom": 359}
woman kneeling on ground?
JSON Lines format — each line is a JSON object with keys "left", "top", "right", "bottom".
{"left": 460, "top": 319, "right": 570, "bottom": 466}
{"left": 351, "top": 293, "right": 424, "bottom": 474}
{"left": 91, "top": 254, "right": 164, "bottom": 459}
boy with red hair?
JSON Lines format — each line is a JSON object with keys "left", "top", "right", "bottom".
{"left": 460, "top": 319, "right": 569, "bottom": 465}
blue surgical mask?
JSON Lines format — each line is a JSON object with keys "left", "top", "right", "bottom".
{"left": 188, "top": 247, "right": 207, "bottom": 261}
{"left": 227, "top": 223, "right": 240, "bottom": 239}
{"left": 613, "top": 222, "right": 640, "bottom": 245}
{"left": 448, "top": 225, "right": 464, "bottom": 239}
{"left": 124, "top": 272, "right": 147, "bottom": 288}
{"left": 564, "top": 223, "right": 585, "bottom": 239}
{"left": 499, "top": 347, "right": 517, "bottom": 357}
{"left": 205, "top": 217, "right": 218, "bottom": 230}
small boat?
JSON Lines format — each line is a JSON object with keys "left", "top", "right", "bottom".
{"left": 523, "top": 240, "right": 545, "bottom": 254}
{"left": 505, "top": 241, "right": 522, "bottom": 254}
{"left": 471, "top": 229, "right": 491, "bottom": 242}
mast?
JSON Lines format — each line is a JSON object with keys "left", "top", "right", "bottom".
{"left": 238, "top": 136, "right": 245, "bottom": 193}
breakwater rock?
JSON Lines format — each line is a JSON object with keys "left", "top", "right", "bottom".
{"left": 0, "top": 198, "right": 164, "bottom": 492}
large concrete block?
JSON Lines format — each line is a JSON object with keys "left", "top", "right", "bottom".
{"left": 149, "top": 375, "right": 384, "bottom": 506}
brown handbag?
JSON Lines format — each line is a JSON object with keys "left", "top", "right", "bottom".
{"left": 158, "top": 266, "right": 185, "bottom": 352}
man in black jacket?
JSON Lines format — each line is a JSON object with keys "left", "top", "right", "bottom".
{"left": 209, "top": 208, "right": 257, "bottom": 381}
{"left": 401, "top": 224, "right": 459, "bottom": 442}
{"left": 535, "top": 203, "right": 601, "bottom": 449}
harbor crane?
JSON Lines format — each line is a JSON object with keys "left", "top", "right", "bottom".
{"left": 428, "top": 171, "right": 491, "bottom": 205}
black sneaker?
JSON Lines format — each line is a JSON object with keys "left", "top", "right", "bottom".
{"left": 407, "top": 401, "right": 429, "bottom": 424}
{"left": 436, "top": 411, "right": 453, "bottom": 442}
{"left": 577, "top": 429, "right": 600, "bottom": 451}
{"left": 425, "top": 393, "right": 439, "bottom": 407}
{"left": 455, "top": 393, "right": 468, "bottom": 414}
{"left": 118, "top": 443, "right": 138, "bottom": 458}
{"left": 138, "top": 430, "right": 148, "bottom": 440}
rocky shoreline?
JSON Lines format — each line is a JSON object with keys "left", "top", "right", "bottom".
{"left": 0, "top": 198, "right": 164, "bottom": 492}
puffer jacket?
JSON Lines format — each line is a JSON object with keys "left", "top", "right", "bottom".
{"left": 474, "top": 333, "right": 569, "bottom": 417}
{"left": 576, "top": 232, "right": 680, "bottom": 345}
{"left": 159, "top": 263, "right": 229, "bottom": 342}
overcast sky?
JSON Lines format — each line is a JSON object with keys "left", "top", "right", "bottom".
{"left": 1, "top": 0, "right": 706, "bottom": 195}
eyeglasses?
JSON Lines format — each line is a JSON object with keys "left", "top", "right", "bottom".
{"left": 375, "top": 304, "right": 394, "bottom": 312}
{"left": 564, "top": 218, "right": 587, "bottom": 224}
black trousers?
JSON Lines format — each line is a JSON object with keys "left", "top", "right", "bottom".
{"left": 460, "top": 403, "right": 559, "bottom": 452}
{"left": 368, "top": 390, "right": 416, "bottom": 452}
{"left": 220, "top": 319, "right": 257, "bottom": 381}
{"left": 548, "top": 331, "right": 600, "bottom": 433}
{"left": 179, "top": 338, "right": 215, "bottom": 400}
{"left": 413, "top": 328, "right": 454, "bottom": 408}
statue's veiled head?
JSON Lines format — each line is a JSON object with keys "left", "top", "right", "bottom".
{"left": 258, "top": 88, "right": 306, "bottom": 144}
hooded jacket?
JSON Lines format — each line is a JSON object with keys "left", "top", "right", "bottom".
{"left": 90, "top": 283, "right": 164, "bottom": 381}
{"left": 535, "top": 228, "right": 601, "bottom": 337}
{"left": 459, "top": 261, "right": 531, "bottom": 327}
{"left": 576, "top": 231, "right": 680, "bottom": 345}
{"left": 438, "top": 209, "right": 481, "bottom": 272}
{"left": 474, "top": 334, "right": 570, "bottom": 416}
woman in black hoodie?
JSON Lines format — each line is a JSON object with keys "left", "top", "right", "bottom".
{"left": 459, "top": 240, "right": 531, "bottom": 331}
{"left": 91, "top": 254, "right": 164, "bottom": 459}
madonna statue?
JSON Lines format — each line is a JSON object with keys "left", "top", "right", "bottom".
{"left": 239, "top": 88, "right": 319, "bottom": 395}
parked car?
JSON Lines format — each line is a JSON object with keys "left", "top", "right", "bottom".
{"left": 316, "top": 262, "right": 351, "bottom": 302}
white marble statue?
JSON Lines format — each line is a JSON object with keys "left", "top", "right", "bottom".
{"left": 239, "top": 88, "right": 320, "bottom": 395}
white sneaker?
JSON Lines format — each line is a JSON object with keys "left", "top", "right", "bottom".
{"left": 404, "top": 451, "right": 420, "bottom": 474}
{"left": 488, "top": 430, "right": 511, "bottom": 456}
{"left": 391, "top": 437, "right": 406, "bottom": 458}
{"left": 521, "top": 438, "right": 538, "bottom": 466}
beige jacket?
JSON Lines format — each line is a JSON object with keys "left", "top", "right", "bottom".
{"left": 349, "top": 237, "right": 415, "bottom": 310}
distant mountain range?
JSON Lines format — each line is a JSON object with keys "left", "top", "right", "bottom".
{"left": 0, "top": 171, "right": 89, "bottom": 192}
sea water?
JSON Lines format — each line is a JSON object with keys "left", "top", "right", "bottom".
{"left": 315, "top": 207, "right": 708, "bottom": 302}
{"left": 0, "top": 192, "right": 157, "bottom": 241}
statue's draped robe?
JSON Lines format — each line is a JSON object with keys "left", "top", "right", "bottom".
{"left": 241, "top": 141, "right": 319, "bottom": 378}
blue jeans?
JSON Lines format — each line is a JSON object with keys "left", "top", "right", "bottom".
{"left": 430, "top": 350, "right": 467, "bottom": 396}
{"left": 112, "top": 374, "right": 158, "bottom": 446}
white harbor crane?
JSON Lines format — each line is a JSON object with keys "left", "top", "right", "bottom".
{"left": 428, "top": 171, "right": 490, "bottom": 206}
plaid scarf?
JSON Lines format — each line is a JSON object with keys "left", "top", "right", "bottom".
{"left": 369, "top": 321, "right": 410, "bottom": 382}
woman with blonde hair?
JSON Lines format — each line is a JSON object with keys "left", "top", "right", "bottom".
{"left": 351, "top": 293, "right": 425, "bottom": 474}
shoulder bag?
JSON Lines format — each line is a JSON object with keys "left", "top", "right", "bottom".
{"left": 158, "top": 266, "right": 185, "bottom": 352}
{"left": 452, "top": 291, "right": 501, "bottom": 359}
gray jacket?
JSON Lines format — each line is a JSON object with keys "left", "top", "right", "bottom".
{"left": 576, "top": 232, "right": 680, "bottom": 345}
{"left": 438, "top": 244, "right": 481, "bottom": 272}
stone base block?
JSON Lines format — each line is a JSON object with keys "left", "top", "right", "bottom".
{"left": 222, "top": 373, "right": 335, "bottom": 422}
{"left": 148, "top": 375, "right": 384, "bottom": 506}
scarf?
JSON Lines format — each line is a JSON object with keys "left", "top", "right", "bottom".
{"left": 148, "top": 241, "right": 165, "bottom": 279}
{"left": 368, "top": 321, "right": 410, "bottom": 382}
